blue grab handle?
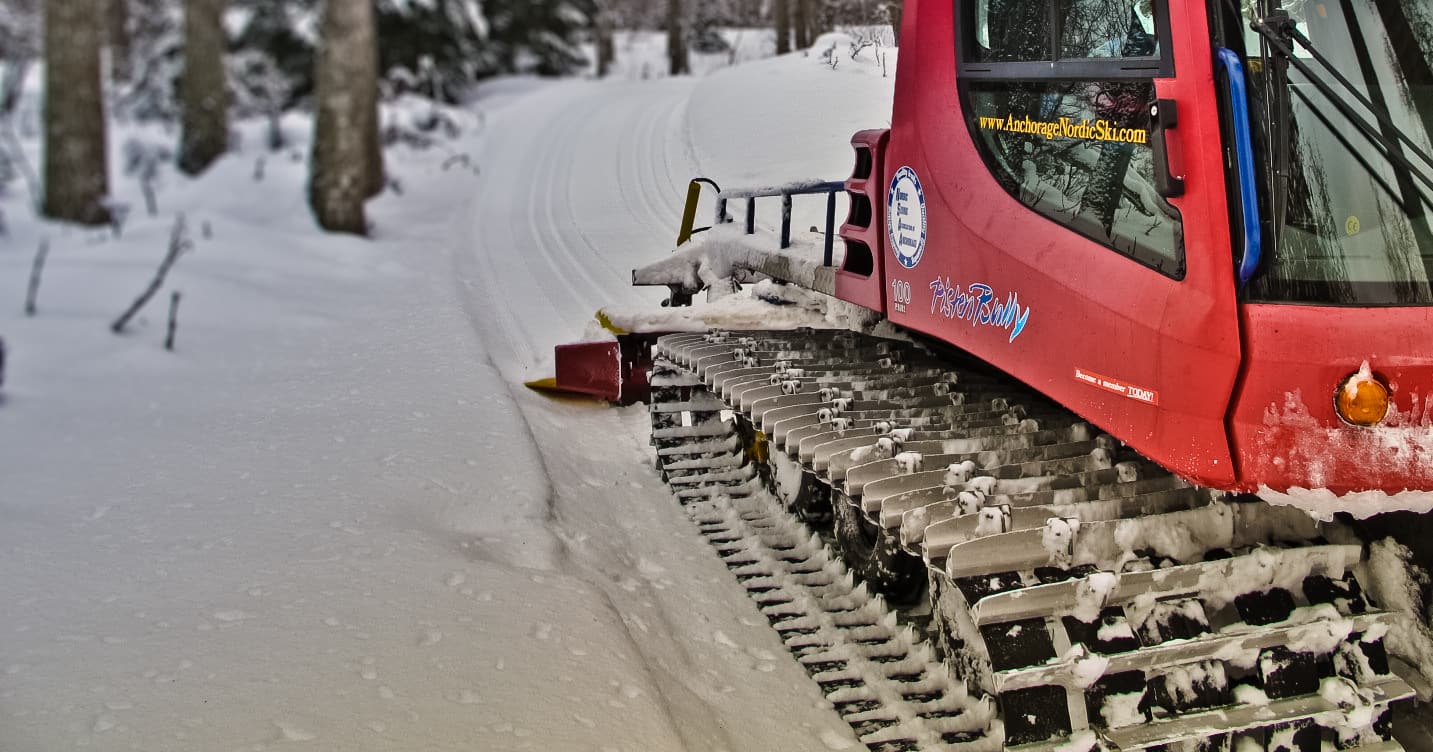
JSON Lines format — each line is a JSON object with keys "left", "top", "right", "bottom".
{"left": 1217, "top": 48, "right": 1263, "bottom": 287}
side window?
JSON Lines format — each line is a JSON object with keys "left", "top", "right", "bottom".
{"left": 972, "top": 0, "right": 1161, "bottom": 61}
{"left": 972, "top": 0, "right": 1051, "bottom": 62}
{"left": 967, "top": 81, "right": 1183, "bottom": 274}
{"left": 961, "top": 0, "right": 1183, "bottom": 278}
{"left": 1060, "top": 0, "right": 1159, "bottom": 59}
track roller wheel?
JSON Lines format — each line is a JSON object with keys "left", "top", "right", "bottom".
{"left": 832, "top": 490, "right": 926, "bottom": 604}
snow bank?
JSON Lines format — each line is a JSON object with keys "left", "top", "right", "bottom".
{"left": 687, "top": 35, "right": 895, "bottom": 181}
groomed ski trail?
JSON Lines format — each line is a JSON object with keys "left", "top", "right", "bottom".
{"left": 458, "top": 80, "right": 692, "bottom": 379}
{"left": 454, "top": 77, "right": 867, "bottom": 751}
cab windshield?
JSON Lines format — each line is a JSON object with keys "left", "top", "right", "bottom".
{"left": 1241, "top": 0, "right": 1433, "bottom": 305}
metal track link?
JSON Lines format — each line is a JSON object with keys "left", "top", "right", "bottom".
{"left": 667, "top": 423, "right": 999, "bottom": 750}
{"left": 648, "top": 328, "right": 1420, "bottom": 751}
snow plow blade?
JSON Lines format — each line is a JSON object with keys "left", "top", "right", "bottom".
{"left": 526, "top": 332, "right": 661, "bottom": 405}
{"left": 525, "top": 341, "right": 622, "bottom": 401}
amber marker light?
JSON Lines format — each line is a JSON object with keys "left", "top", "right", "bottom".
{"left": 1334, "top": 367, "right": 1391, "bottom": 427}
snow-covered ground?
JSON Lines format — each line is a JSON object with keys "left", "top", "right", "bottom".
{"left": 583, "top": 28, "right": 779, "bottom": 81}
{"left": 0, "top": 40, "right": 897, "bottom": 752}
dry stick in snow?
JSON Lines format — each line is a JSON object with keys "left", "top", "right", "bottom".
{"left": 139, "top": 164, "right": 158, "bottom": 217}
{"left": 24, "top": 239, "right": 50, "bottom": 316}
{"left": 111, "top": 215, "right": 192, "bottom": 334}
{"left": 165, "top": 291, "right": 181, "bottom": 351}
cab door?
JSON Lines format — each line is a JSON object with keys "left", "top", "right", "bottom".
{"left": 882, "top": 0, "right": 1245, "bottom": 486}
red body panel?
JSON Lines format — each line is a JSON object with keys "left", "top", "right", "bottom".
{"left": 1231, "top": 305, "right": 1433, "bottom": 495}
{"left": 874, "top": 0, "right": 1243, "bottom": 487}
{"left": 834, "top": 0, "right": 1433, "bottom": 498}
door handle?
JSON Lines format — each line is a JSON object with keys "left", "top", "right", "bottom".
{"left": 1149, "top": 98, "right": 1185, "bottom": 198}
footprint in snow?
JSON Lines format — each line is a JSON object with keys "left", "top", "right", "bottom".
{"left": 274, "top": 720, "right": 317, "bottom": 742}
{"left": 452, "top": 689, "right": 482, "bottom": 705}
{"left": 636, "top": 558, "right": 667, "bottom": 577}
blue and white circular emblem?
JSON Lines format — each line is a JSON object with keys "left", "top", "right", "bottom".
{"left": 887, "top": 166, "right": 927, "bottom": 269}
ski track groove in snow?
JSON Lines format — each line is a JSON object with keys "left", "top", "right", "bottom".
{"left": 544, "top": 88, "right": 649, "bottom": 298}
{"left": 641, "top": 91, "right": 687, "bottom": 228}
{"left": 629, "top": 85, "right": 690, "bottom": 243}
{"left": 464, "top": 161, "right": 543, "bottom": 370}
{"left": 463, "top": 80, "right": 702, "bottom": 375}
{"left": 525, "top": 101, "right": 606, "bottom": 304}
{"left": 548, "top": 93, "right": 643, "bottom": 292}
{"left": 614, "top": 92, "right": 672, "bottom": 247}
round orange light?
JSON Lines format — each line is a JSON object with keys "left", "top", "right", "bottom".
{"left": 1334, "top": 372, "right": 1390, "bottom": 427}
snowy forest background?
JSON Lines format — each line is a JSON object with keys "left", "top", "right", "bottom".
{"left": 0, "top": 0, "right": 901, "bottom": 236}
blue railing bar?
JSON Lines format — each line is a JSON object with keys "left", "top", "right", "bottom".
{"left": 1217, "top": 47, "right": 1263, "bottom": 287}
{"left": 706, "top": 179, "right": 846, "bottom": 261}
{"left": 781, "top": 194, "right": 793, "bottom": 249}
{"left": 718, "top": 180, "right": 845, "bottom": 200}
{"left": 824, "top": 191, "right": 837, "bottom": 266}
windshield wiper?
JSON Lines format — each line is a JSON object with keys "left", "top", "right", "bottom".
{"left": 1249, "top": 10, "right": 1433, "bottom": 198}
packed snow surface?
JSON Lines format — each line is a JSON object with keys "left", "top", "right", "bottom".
{"left": 0, "top": 40, "right": 896, "bottom": 751}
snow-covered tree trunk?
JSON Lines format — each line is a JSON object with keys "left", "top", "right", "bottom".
{"left": 666, "top": 0, "right": 687, "bottom": 76}
{"left": 792, "top": 0, "right": 810, "bottom": 49}
{"left": 358, "top": 5, "right": 381, "bottom": 199}
{"left": 595, "top": 6, "right": 615, "bottom": 77}
{"left": 107, "top": 0, "right": 130, "bottom": 82}
{"left": 362, "top": 82, "right": 381, "bottom": 198}
{"left": 774, "top": 0, "right": 790, "bottom": 54}
{"left": 886, "top": 1, "right": 902, "bottom": 46}
{"left": 178, "top": 0, "right": 229, "bottom": 175}
{"left": 42, "top": 0, "right": 110, "bottom": 225}
{"left": 309, "top": 0, "right": 373, "bottom": 234}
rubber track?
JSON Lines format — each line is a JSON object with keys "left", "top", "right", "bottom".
{"left": 649, "top": 328, "right": 1420, "bottom": 752}
{"left": 655, "top": 416, "right": 998, "bottom": 751}
{"left": 687, "top": 486, "right": 996, "bottom": 751}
